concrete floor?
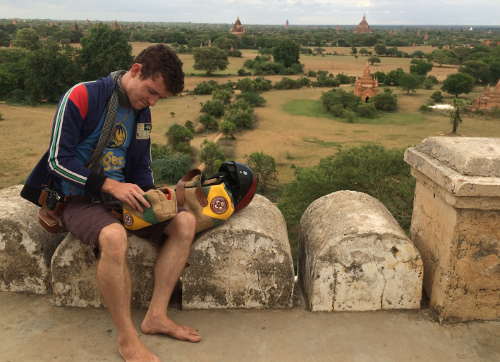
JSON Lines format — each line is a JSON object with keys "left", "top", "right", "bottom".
{"left": 1, "top": 291, "right": 499, "bottom": 362}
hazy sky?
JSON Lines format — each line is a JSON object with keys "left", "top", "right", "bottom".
{"left": 1, "top": 0, "right": 499, "bottom": 26}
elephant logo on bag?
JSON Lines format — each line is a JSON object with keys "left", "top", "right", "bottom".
{"left": 210, "top": 196, "right": 229, "bottom": 215}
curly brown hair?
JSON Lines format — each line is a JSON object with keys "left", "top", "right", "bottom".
{"left": 133, "top": 44, "right": 184, "bottom": 95}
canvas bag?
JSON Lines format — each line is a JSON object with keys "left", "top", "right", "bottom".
{"left": 176, "top": 169, "right": 234, "bottom": 233}
{"left": 122, "top": 188, "right": 177, "bottom": 230}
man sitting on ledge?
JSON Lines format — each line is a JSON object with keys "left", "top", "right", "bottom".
{"left": 21, "top": 44, "right": 200, "bottom": 361}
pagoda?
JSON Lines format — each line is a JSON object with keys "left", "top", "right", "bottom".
{"left": 471, "top": 80, "right": 500, "bottom": 111}
{"left": 230, "top": 17, "right": 245, "bottom": 38}
{"left": 353, "top": 14, "right": 373, "bottom": 33}
{"left": 354, "top": 62, "right": 379, "bottom": 102}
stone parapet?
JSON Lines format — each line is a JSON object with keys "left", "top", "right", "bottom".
{"left": 182, "top": 195, "right": 295, "bottom": 309}
{"left": 51, "top": 233, "right": 157, "bottom": 308}
{"left": 405, "top": 137, "right": 500, "bottom": 322}
{"left": 298, "top": 190, "right": 423, "bottom": 312}
{"left": 0, "top": 185, "right": 65, "bottom": 294}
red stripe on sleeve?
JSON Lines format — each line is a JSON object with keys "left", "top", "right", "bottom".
{"left": 68, "top": 84, "right": 88, "bottom": 119}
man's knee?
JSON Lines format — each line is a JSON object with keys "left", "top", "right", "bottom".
{"left": 167, "top": 211, "right": 196, "bottom": 240}
{"left": 98, "top": 223, "right": 128, "bottom": 260}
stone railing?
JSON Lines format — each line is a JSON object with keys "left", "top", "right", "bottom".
{"left": 1, "top": 137, "right": 499, "bottom": 323}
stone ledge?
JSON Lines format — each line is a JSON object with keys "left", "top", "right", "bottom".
{"left": 182, "top": 195, "right": 295, "bottom": 309}
{"left": 299, "top": 191, "right": 423, "bottom": 312}
{"left": 0, "top": 185, "right": 66, "bottom": 294}
{"left": 51, "top": 232, "right": 158, "bottom": 308}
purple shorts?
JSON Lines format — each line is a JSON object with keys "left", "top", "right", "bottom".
{"left": 60, "top": 195, "right": 180, "bottom": 258}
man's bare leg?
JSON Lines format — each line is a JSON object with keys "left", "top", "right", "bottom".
{"left": 141, "top": 212, "right": 201, "bottom": 342}
{"left": 97, "top": 223, "right": 160, "bottom": 361}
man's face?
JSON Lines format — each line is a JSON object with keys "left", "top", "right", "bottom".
{"left": 127, "top": 64, "right": 171, "bottom": 110}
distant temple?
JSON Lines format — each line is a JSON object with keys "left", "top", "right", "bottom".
{"left": 353, "top": 14, "right": 373, "bottom": 33}
{"left": 354, "top": 62, "right": 379, "bottom": 102}
{"left": 471, "top": 80, "right": 500, "bottom": 111}
{"left": 230, "top": 17, "right": 245, "bottom": 38}
{"left": 285, "top": 20, "right": 289, "bottom": 30}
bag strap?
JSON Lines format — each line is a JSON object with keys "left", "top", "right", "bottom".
{"left": 176, "top": 169, "right": 208, "bottom": 207}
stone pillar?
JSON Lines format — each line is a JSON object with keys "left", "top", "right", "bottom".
{"left": 182, "top": 195, "right": 295, "bottom": 309}
{"left": 298, "top": 190, "right": 423, "bottom": 312}
{"left": 51, "top": 233, "right": 157, "bottom": 308}
{"left": 405, "top": 137, "right": 500, "bottom": 322}
{"left": 0, "top": 185, "right": 65, "bottom": 294}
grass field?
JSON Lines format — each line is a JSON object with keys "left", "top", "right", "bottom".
{"left": 0, "top": 44, "right": 498, "bottom": 190}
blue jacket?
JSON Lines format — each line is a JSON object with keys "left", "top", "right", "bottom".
{"left": 21, "top": 75, "right": 154, "bottom": 205}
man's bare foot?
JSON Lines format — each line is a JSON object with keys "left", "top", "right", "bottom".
{"left": 141, "top": 313, "right": 201, "bottom": 343}
{"left": 119, "top": 336, "right": 161, "bottom": 362}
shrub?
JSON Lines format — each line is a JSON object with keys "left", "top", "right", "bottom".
{"left": 219, "top": 120, "right": 236, "bottom": 139}
{"left": 335, "top": 73, "right": 352, "bottom": 84}
{"left": 307, "top": 70, "right": 317, "bottom": 77}
{"left": 321, "top": 88, "right": 362, "bottom": 114}
{"left": 431, "top": 91, "right": 444, "bottom": 103}
{"left": 165, "top": 124, "right": 194, "bottom": 151}
{"left": 184, "top": 120, "right": 195, "bottom": 133}
{"left": 419, "top": 104, "right": 433, "bottom": 112}
{"left": 343, "top": 109, "right": 356, "bottom": 123}
{"left": 312, "top": 76, "right": 341, "bottom": 87}
{"left": 200, "top": 100, "right": 225, "bottom": 118}
{"left": 237, "top": 68, "right": 251, "bottom": 76}
{"left": 356, "top": 102, "right": 378, "bottom": 118}
{"left": 224, "top": 107, "right": 254, "bottom": 129}
{"left": 151, "top": 153, "right": 193, "bottom": 185}
{"left": 212, "top": 89, "right": 233, "bottom": 105}
{"left": 235, "top": 92, "right": 267, "bottom": 107}
{"left": 247, "top": 151, "right": 278, "bottom": 191}
{"left": 277, "top": 144, "right": 415, "bottom": 234}
{"left": 274, "top": 77, "right": 304, "bottom": 90}
{"left": 369, "top": 92, "right": 398, "bottom": 111}
{"left": 199, "top": 139, "right": 226, "bottom": 173}
{"left": 199, "top": 114, "right": 218, "bottom": 131}
{"left": 192, "top": 80, "right": 219, "bottom": 95}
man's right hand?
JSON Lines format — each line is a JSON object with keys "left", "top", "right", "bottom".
{"left": 101, "top": 178, "right": 150, "bottom": 212}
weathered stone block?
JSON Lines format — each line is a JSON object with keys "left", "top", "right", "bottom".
{"left": 182, "top": 194, "right": 295, "bottom": 309}
{"left": 0, "top": 185, "right": 65, "bottom": 294}
{"left": 405, "top": 137, "right": 500, "bottom": 322}
{"left": 299, "top": 190, "right": 423, "bottom": 312}
{"left": 51, "top": 233, "right": 157, "bottom": 308}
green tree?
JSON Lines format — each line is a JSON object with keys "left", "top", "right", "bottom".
{"left": 448, "top": 98, "right": 468, "bottom": 134}
{"left": 79, "top": 24, "right": 133, "bottom": 80}
{"left": 247, "top": 151, "right": 278, "bottom": 192}
{"left": 398, "top": 73, "right": 424, "bottom": 94}
{"left": 441, "top": 73, "right": 475, "bottom": 97}
{"left": 200, "top": 99, "right": 225, "bottom": 118}
{"left": 166, "top": 124, "right": 194, "bottom": 151}
{"left": 459, "top": 60, "right": 491, "bottom": 84}
{"left": 193, "top": 47, "right": 229, "bottom": 76}
{"left": 368, "top": 56, "right": 381, "bottom": 65}
{"left": 0, "top": 29, "right": 11, "bottom": 47}
{"left": 213, "top": 36, "right": 236, "bottom": 51}
{"left": 374, "top": 44, "right": 387, "bottom": 56}
{"left": 199, "top": 139, "right": 225, "bottom": 173}
{"left": 409, "top": 59, "right": 433, "bottom": 76}
{"left": 428, "top": 49, "right": 458, "bottom": 67}
{"left": 14, "top": 28, "right": 41, "bottom": 51}
{"left": 219, "top": 120, "right": 236, "bottom": 139}
{"left": 0, "top": 68, "right": 15, "bottom": 99}
{"left": 24, "top": 40, "right": 82, "bottom": 103}
{"left": 273, "top": 39, "right": 300, "bottom": 68}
